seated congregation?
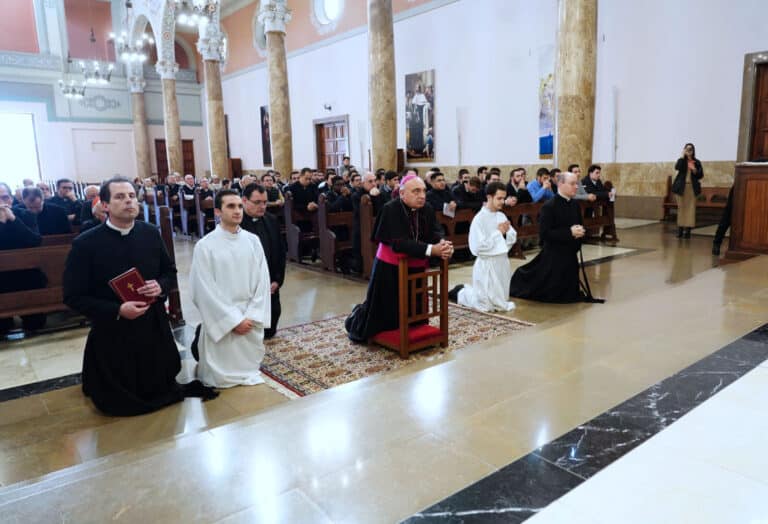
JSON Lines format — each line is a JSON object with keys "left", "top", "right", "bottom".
{"left": 1, "top": 161, "right": 617, "bottom": 417}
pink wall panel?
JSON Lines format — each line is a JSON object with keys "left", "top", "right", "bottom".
{"left": 65, "top": 0, "right": 115, "bottom": 62}
{"left": 0, "top": 0, "right": 39, "bottom": 54}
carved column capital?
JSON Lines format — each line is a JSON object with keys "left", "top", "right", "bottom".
{"left": 197, "top": 26, "right": 226, "bottom": 62}
{"left": 155, "top": 60, "right": 179, "bottom": 80}
{"left": 128, "top": 75, "right": 146, "bottom": 93}
{"left": 258, "top": 0, "right": 292, "bottom": 34}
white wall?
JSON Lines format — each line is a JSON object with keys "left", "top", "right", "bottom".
{"left": 222, "top": 0, "right": 766, "bottom": 171}
{"left": 0, "top": 100, "right": 210, "bottom": 184}
{"left": 594, "top": 0, "right": 768, "bottom": 163}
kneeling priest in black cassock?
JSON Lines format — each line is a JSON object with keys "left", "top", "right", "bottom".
{"left": 345, "top": 175, "right": 453, "bottom": 342}
{"left": 509, "top": 171, "right": 597, "bottom": 303}
{"left": 64, "top": 176, "right": 216, "bottom": 416}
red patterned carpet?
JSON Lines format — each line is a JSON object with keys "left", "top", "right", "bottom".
{"left": 261, "top": 305, "right": 533, "bottom": 397}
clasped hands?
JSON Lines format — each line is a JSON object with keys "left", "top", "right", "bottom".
{"left": 0, "top": 205, "right": 15, "bottom": 223}
{"left": 571, "top": 225, "right": 586, "bottom": 239}
{"left": 497, "top": 220, "right": 512, "bottom": 235}
{"left": 432, "top": 239, "right": 454, "bottom": 259}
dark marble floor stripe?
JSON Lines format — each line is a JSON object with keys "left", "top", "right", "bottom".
{"left": 0, "top": 373, "right": 82, "bottom": 403}
{"left": 403, "top": 322, "right": 768, "bottom": 523}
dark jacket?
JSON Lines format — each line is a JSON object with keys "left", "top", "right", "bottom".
{"left": 505, "top": 183, "right": 533, "bottom": 204}
{"left": 580, "top": 176, "right": 610, "bottom": 199}
{"left": 241, "top": 212, "right": 286, "bottom": 286}
{"left": 426, "top": 188, "right": 455, "bottom": 211}
{"left": 452, "top": 185, "right": 484, "bottom": 211}
{"left": 672, "top": 158, "right": 704, "bottom": 196}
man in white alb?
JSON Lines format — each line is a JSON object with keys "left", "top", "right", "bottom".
{"left": 449, "top": 181, "right": 517, "bottom": 312}
{"left": 190, "top": 189, "right": 271, "bottom": 387}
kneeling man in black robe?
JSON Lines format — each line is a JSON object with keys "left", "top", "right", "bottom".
{"left": 509, "top": 171, "right": 587, "bottom": 303}
{"left": 64, "top": 176, "right": 215, "bottom": 416}
{"left": 345, "top": 175, "right": 453, "bottom": 342}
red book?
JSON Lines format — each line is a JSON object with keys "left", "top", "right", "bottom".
{"left": 109, "top": 267, "right": 155, "bottom": 304}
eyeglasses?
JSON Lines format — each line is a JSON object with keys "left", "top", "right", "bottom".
{"left": 61, "top": 186, "right": 74, "bottom": 190}
{"left": 249, "top": 199, "right": 268, "bottom": 205}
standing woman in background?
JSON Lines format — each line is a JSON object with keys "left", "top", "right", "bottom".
{"left": 672, "top": 142, "right": 703, "bottom": 238}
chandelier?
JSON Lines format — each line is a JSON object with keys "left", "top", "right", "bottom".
{"left": 110, "top": 31, "right": 154, "bottom": 64}
{"left": 58, "top": 79, "right": 86, "bottom": 99}
{"left": 78, "top": 60, "right": 115, "bottom": 85}
{"left": 174, "top": 0, "right": 219, "bottom": 27}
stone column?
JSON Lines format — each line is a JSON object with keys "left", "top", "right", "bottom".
{"left": 554, "top": 0, "right": 598, "bottom": 170}
{"left": 367, "top": 0, "right": 397, "bottom": 171}
{"left": 198, "top": 24, "right": 230, "bottom": 179}
{"left": 128, "top": 72, "right": 152, "bottom": 181}
{"left": 259, "top": 1, "right": 293, "bottom": 180}
{"left": 156, "top": 60, "right": 184, "bottom": 178}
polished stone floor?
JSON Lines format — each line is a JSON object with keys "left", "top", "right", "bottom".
{"left": 0, "top": 223, "right": 765, "bottom": 523}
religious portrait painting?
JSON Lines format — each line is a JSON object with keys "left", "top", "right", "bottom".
{"left": 538, "top": 45, "right": 555, "bottom": 159}
{"left": 260, "top": 105, "right": 272, "bottom": 166}
{"left": 405, "top": 69, "right": 435, "bottom": 163}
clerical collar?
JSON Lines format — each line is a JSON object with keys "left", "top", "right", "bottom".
{"left": 106, "top": 219, "right": 134, "bottom": 236}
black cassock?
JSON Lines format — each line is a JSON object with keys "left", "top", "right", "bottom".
{"left": 63, "top": 222, "right": 185, "bottom": 416}
{"left": 345, "top": 199, "right": 442, "bottom": 342}
{"left": 509, "top": 194, "right": 584, "bottom": 303}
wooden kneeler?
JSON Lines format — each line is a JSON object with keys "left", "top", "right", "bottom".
{"left": 371, "top": 257, "right": 449, "bottom": 359}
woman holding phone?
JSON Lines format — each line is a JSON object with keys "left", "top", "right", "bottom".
{"left": 671, "top": 142, "right": 703, "bottom": 238}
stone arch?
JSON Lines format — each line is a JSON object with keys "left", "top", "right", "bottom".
{"left": 129, "top": 1, "right": 176, "bottom": 68}
{"left": 174, "top": 34, "right": 197, "bottom": 71}
{"left": 251, "top": 2, "right": 267, "bottom": 58}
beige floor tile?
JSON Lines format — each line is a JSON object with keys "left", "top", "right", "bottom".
{"left": 214, "top": 489, "right": 333, "bottom": 524}
{"left": 216, "top": 384, "right": 289, "bottom": 416}
{"left": 302, "top": 433, "right": 496, "bottom": 524}
{"left": 0, "top": 396, "right": 48, "bottom": 427}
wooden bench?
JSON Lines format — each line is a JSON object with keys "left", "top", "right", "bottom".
{"left": 370, "top": 257, "right": 449, "bottom": 359}
{"left": 435, "top": 209, "right": 474, "bottom": 252}
{"left": 195, "top": 191, "right": 216, "bottom": 238}
{"left": 0, "top": 244, "right": 70, "bottom": 318}
{"left": 580, "top": 199, "right": 620, "bottom": 242}
{"left": 283, "top": 192, "right": 319, "bottom": 263}
{"left": 317, "top": 193, "right": 353, "bottom": 272}
{"left": 0, "top": 206, "right": 183, "bottom": 327}
{"left": 662, "top": 175, "right": 730, "bottom": 222}
{"left": 142, "top": 189, "right": 162, "bottom": 226}
{"left": 502, "top": 201, "right": 545, "bottom": 258}
{"left": 179, "top": 193, "right": 197, "bottom": 236}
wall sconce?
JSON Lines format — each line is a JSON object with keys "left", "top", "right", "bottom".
{"left": 323, "top": 104, "right": 332, "bottom": 111}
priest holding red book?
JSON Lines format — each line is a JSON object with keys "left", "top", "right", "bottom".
{"left": 63, "top": 176, "right": 216, "bottom": 416}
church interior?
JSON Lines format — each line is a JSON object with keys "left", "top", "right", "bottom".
{"left": 1, "top": 0, "right": 768, "bottom": 522}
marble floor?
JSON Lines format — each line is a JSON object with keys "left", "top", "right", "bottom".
{"left": 0, "top": 222, "right": 764, "bottom": 523}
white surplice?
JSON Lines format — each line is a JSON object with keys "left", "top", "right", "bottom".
{"left": 190, "top": 226, "right": 271, "bottom": 387}
{"left": 458, "top": 206, "right": 517, "bottom": 312}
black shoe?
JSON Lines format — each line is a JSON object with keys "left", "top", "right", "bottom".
{"left": 676, "top": 227, "right": 684, "bottom": 238}
{"left": 683, "top": 228, "right": 692, "bottom": 239}
{"left": 712, "top": 243, "right": 721, "bottom": 256}
{"left": 448, "top": 284, "right": 464, "bottom": 303}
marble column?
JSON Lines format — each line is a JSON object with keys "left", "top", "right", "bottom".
{"left": 198, "top": 19, "right": 230, "bottom": 179}
{"left": 156, "top": 61, "right": 184, "bottom": 178}
{"left": 367, "top": 0, "right": 397, "bottom": 171}
{"left": 259, "top": 1, "right": 293, "bottom": 180}
{"left": 554, "top": 0, "right": 597, "bottom": 171}
{"left": 128, "top": 73, "right": 152, "bottom": 181}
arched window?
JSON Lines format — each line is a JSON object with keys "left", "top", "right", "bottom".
{"left": 312, "top": 0, "right": 343, "bottom": 33}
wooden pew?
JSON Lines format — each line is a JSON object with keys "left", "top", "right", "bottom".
{"left": 359, "top": 194, "right": 378, "bottom": 279}
{"left": 0, "top": 207, "right": 183, "bottom": 328}
{"left": 662, "top": 175, "right": 730, "bottom": 222}
{"left": 0, "top": 245, "right": 70, "bottom": 318}
{"left": 503, "top": 202, "right": 545, "bottom": 258}
{"left": 179, "top": 192, "right": 197, "bottom": 236}
{"left": 435, "top": 209, "right": 474, "bottom": 252}
{"left": 158, "top": 206, "right": 184, "bottom": 327}
{"left": 195, "top": 191, "right": 216, "bottom": 238}
{"left": 40, "top": 233, "right": 78, "bottom": 246}
{"left": 283, "top": 191, "right": 319, "bottom": 262}
{"left": 580, "top": 199, "right": 619, "bottom": 242}
{"left": 142, "top": 189, "right": 162, "bottom": 226}
{"left": 317, "top": 193, "right": 353, "bottom": 272}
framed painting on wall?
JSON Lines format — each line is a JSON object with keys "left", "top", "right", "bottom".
{"left": 260, "top": 105, "right": 272, "bottom": 166}
{"left": 405, "top": 69, "right": 435, "bottom": 163}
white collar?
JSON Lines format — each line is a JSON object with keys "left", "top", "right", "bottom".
{"left": 106, "top": 219, "right": 134, "bottom": 236}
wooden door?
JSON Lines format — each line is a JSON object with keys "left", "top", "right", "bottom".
{"left": 750, "top": 63, "right": 768, "bottom": 161}
{"left": 155, "top": 139, "right": 196, "bottom": 181}
{"left": 155, "top": 139, "right": 168, "bottom": 182}
{"left": 314, "top": 116, "right": 349, "bottom": 172}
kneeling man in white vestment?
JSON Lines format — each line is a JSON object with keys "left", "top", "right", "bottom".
{"left": 190, "top": 189, "right": 271, "bottom": 387}
{"left": 449, "top": 181, "right": 517, "bottom": 312}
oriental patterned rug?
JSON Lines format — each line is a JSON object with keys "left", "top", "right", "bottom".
{"left": 260, "top": 305, "right": 532, "bottom": 398}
